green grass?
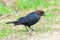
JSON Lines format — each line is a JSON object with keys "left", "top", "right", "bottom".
{"left": 0, "top": 0, "right": 59, "bottom": 39}
{"left": 17, "top": 0, "right": 58, "bottom": 10}
{"left": 0, "top": 0, "right": 58, "bottom": 16}
{"left": 0, "top": 28, "right": 12, "bottom": 38}
{"left": 0, "top": 4, "right": 10, "bottom": 16}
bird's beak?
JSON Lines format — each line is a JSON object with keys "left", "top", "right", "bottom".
{"left": 43, "top": 14, "right": 46, "bottom": 16}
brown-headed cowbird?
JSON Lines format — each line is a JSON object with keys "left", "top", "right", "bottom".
{"left": 6, "top": 10, "right": 45, "bottom": 31}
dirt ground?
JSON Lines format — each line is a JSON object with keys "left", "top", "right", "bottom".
{"left": 0, "top": 0, "right": 60, "bottom": 40}
{"left": 0, "top": 9, "right": 60, "bottom": 40}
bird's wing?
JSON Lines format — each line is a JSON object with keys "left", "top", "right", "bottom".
{"left": 18, "top": 16, "right": 39, "bottom": 24}
{"left": 18, "top": 13, "right": 40, "bottom": 24}
{"left": 24, "top": 15, "right": 40, "bottom": 24}
{"left": 18, "top": 17, "right": 25, "bottom": 23}
{"left": 25, "top": 16, "right": 39, "bottom": 24}
{"left": 25, "top": 13, "right": 40, "bottom": 23}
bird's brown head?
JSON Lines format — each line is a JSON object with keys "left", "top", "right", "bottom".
{"left": 35, "top": 10, "right": 45, "bottom": 16}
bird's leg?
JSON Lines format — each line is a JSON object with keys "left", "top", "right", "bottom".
{"left": 28, "top": 26, "right": 34, "bottom": 31}
{"left": 25, "top": 26, "right": 29, "bottom": 31}
{"left": 30, "top": 27, "right": 34, "bottom": 31}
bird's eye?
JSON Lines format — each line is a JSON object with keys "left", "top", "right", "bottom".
{"left": 42, "top": 11, "right": 44, "bottom": 13}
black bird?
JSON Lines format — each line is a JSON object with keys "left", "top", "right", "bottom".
{"left": 6, "top": 10, "right": 45, "bottom": 31}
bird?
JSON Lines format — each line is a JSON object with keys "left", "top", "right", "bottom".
{"left": 6, "top": 10, "right": 45, "bottom": 31}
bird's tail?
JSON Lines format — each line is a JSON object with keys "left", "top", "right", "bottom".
{"left": 6, "top": 21, "right": 18, "bottom": 26}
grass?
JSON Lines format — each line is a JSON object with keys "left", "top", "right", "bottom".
{"left": 0, "top": 0, "right": 58, "bottom": 16}
{"left": 0, "top": 0, "right": 60, "bottom": 40}
{"left": 0, "top": 28, "right": 12, "bottom": 38}
{"left": 0, "top": 4, "right": 9, "bottom": 16}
